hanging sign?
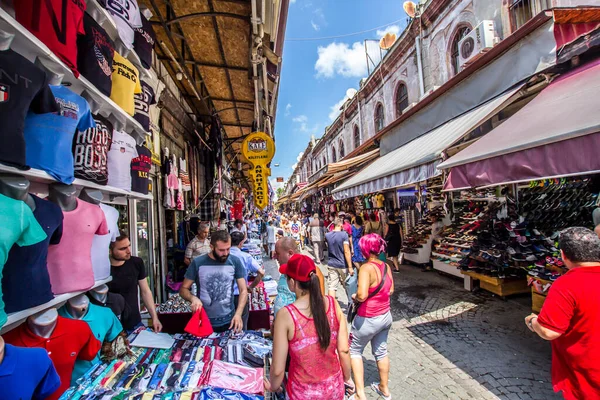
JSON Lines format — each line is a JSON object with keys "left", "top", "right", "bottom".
{"left": 242, "top": 132, "right": 275, "bottom": 210}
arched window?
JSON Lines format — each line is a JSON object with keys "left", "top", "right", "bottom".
{"left": 353, "top": 125, "right": 360, "bottom": 149}
{"left": 331, "top": 146, "right": 337, "bottom": 163}
{"left": 451, "top": 26, "right": 471, "bottom": 76}
{"left": 395, "top": 83, "right": 409, "bottom": 117}
{"left": 375, "top": 103, "right": 385, "bottom": 132}
{"left": 339, "top": 139, "right": 345, "bottom": 159}
{"left": 322, "top": 156, "right": 326, "bottom": 167}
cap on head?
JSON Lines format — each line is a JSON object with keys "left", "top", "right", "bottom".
{"left": 279, "top": 254, "right": 316, "bottom": 282}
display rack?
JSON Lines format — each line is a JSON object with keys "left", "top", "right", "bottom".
{"left": 0, "top": 7, "right": 148, "bottom": 141}
{"left": 1, "top": 277, "right": 113, "bottom": 335}
{"left": 431, "top": 259, "right": 465, "bottom": 279}
{"left": 0, "top": 163, "right": 152, "bottom": 200}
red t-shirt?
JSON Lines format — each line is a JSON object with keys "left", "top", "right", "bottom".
{"left": 3, "top": 316, "right": 101, "bottom": 400}
{"left": 537, "top": 266, "right": 600, "bottom": 400}
{"left": 14, "top": 0, "right": 87, "bottom": 77}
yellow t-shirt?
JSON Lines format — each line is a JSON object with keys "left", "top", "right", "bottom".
{"left": 110, "top": 52, "right": 142, "bottom": 116}
{"left": 375, "top": 193, "right": 385, "bottom": 208}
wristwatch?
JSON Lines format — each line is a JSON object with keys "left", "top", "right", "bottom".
{"left": 528, "top": 316, "right": 537, "bottom": 329}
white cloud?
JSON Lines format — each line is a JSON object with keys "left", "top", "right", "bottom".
{"left": 296, "top": 152, "right": 304, "bottom": 162}
{"left": 290, "top": 0, "right": 296, "bottom": 3}
{"left": 376, "top": 24, "right": 401, "bottom": 38}
{"left": 315, "top": 39, "right": 386, "bottom": 78}
{"left": 292, "top": 115, "right": 307, "bottom": 123}
{"left": 311, "top": 20, "right": 320, "bottom": 31}
{"left": 329, "top": 95, "right": 350, "bottom": 121}
{"left": 285, "top": 103, "right": 292, "bottom": 116}
{"left": 291, "top": 162, "right": 298, "bottom": 170}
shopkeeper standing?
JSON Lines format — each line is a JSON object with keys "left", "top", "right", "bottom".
{"left": 108, "top": 234, "right": 163, "bottom": 333}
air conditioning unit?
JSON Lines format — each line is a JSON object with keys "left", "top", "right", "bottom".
{"left": 458, "top": 20, "right": 495, "bottom": 70}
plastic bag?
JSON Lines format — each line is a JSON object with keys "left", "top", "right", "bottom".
{"left": 198, "top": 387, "right": 264, "bottom": 400}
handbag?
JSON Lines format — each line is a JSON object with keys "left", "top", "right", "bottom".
{"left": 347, "top": 261, "right": 388, "bottom": 323}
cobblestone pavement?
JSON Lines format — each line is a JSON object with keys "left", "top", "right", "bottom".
{"left": 263, "top": 246, "right": 560, "bottom": 400}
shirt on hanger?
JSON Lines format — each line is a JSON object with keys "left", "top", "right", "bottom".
{"left": 107, "top": 130, "right": 138, "bottom": 190}
{"left": 47, "top": 198, "right": 109, "bottom": 294}
{"left": 0, "top": 194, "right": 47, "bottom": 328}
{"left": 0, "top": 344, "right": 61, "bottom": 400}
{"left": 134, "top": 14, "right": 157, "bottom": 70}
{"left": 375, "top": 193, "right": 385, "bottom": 209}
{"left": 91, "top": 203, "right": 120, "bottom": 281}
{"left": 58, "top": 302, "right": 123, "bottom": 383}
{"left": 0, "top": 49, "right": 59, "bottom": 169}
{"left": 110, "top": 52, "right": 142, "bottom": 116}
{"left": 3, "top": 316, "right": 101, "bottom": 400}
{"left": 134, "top": 81, "right": 156, "bottom": 132}
{"left": 77, "top": 14, "right": 115, "bottom": 97}
{"left": 14, "top": 0, "right": 86, "bottom": 76}
{"left": 108, "top": 256, "right": 147, "bottom": 330}
{"left": 25, "top": 85, "right": 96, "bottom": 184}
{"left": 2, "top": 195, "right": 63, "bottom": 314}
{"left": 73, "top": 114, "right": 113, "bottom": 185}
{"left": 131, "top": 144, "right": 152, "bottom": 194}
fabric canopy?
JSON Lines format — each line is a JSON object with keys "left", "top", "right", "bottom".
{"left": 331, "top": 85, "right": 523, "bottom": 200}
{"left": 439, "top": 59, "right": 600, "bottom": 190}
{"left": 326, "top": 149, "right": 379, "bottom": 175}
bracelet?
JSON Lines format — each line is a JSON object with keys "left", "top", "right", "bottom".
{"left": 528, "top": 316, "right": 537, "bottom": 329}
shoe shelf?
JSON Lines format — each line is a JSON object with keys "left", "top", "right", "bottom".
{"left": 462, "top": 270, "right": 529, "bottom": 298}
{"left": 431, "top": 259, "right": 465, "bottom": 279}
{"left": 0, "top": 7, "right": 148, "bottom": 141}
{"left": 0, "top": 163, "right": 152, "bottom": 201}
{"left": 453, "top": 197, "right": 497, "bottom": 203}
{"left": 1, "top": 277, "right": 112, "bottom": 335}
{"left": 439, "top": 241, "right": 471, "bottom": 249}
{"left": 431, "top": 252, "right": 463, "bottom": 262}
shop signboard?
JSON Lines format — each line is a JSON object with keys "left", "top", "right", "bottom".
{"left": 242, "top": 132, "right": 275, "bottom": 210}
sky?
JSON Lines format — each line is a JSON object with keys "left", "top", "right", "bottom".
{"left": 270, "top": 0, "right": 410, "bottom": 193}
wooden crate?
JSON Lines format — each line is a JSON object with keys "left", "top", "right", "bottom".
{"left": 463, "top": 271, "right": 530, "bottom": 298}
{"left": 532, "top": 291, "right": 547, "bottom": 313}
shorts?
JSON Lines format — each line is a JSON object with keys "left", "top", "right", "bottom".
{"left": 269, "top": 242, "right": 275, "bottom": 252}
{"left": 350, "top": 311, "right": 393, "bottom": 361}
{"left": 327, "top": 266, "right": 347, "bottom": 293}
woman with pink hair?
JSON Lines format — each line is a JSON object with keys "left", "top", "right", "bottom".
{"left": 349, "top": 233, "right": 394, "bottom": 400}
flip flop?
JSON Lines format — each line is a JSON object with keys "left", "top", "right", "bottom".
{"left": 371, "top": 382, "right": 392, "bottom": 400}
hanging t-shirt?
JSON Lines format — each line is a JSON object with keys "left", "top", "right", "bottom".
{"left": 134, "top": 14, "right": 157, "bottom": 69}
{"left": 0, "top": 49, "right": 59, "bottom": 169}
{"left": 131, "top": 144, "right": 152, "bottom": 194}
{"left": 3, "top": 316, "right": 101, "bottom": 400}
{"left": 25, "top": 85, "right": 96, "bottom": 184}
{"left": 108, "top": 256, "right": 147, "bottom": 330}
{"left": 14, "top": 0, "right": 86, "bottom": 76}
{"left": 134, "top": 81, "right": 156, "bottom": 132}
{"left": 73, "top": 114, "right": 113, "bottom": 185}
{"left": 375, "top": 193, "right": 385, "bottom": 209}
{"left": 2, "top": 195, "right": 63, "bottom": 314}
{"left": 47, "top": 198, "right": 109, "bottom": 294}
{"left": 77, "top": 14, "right": 115, "bottom": 97}
{"left": 0, "top": 194, "right": 47, "bottom": 328}
{"left": 91, "top": 203, "right": 120, "bottom": 281}
{"left": 107, "top": 130, "right": 138, "bottom": 190}
{"left": 110, "top": 52, "right": 142, "bottom": 116}
{"left": 105, "top": 0, "right": 143, "bottom": 29}
{"left": 0, "top": 344, "right": 61, "bottom": 400}
{"left": 58, "top": 302, "right": 123, "bottom": 383}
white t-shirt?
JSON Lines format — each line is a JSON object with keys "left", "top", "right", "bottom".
{"left": 267, "top": 226, "right": 276, "bottom": 243}
{"left": 231, "top": 225, "right": 247, "bottom": 236}
{"left": 288, "top": 221, "right": 301, "bottom": 239}
{"left": 112, "top": 14, "right": 135, "bottom": 49}
{"left": 91, "top": 203, "right": 120, "bottom": 280}
{"left": 108, "top": 130, "right": 138, "bottom": 190}
{"left": 106, "top": 0, "right": 143, "bottom": 28}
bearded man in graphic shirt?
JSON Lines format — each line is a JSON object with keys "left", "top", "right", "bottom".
{"left": 524, "top": 227, "right": 600, "bottom": 399}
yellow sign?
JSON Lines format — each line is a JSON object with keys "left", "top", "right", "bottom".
{"left": 242, "top": 132, "right": 275, "bottom": 210}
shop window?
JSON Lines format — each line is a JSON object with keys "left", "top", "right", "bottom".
{"left": 375, "top": 103, "right": 385, "bottom": 132}
{"left": 339, "top": 140, "right": 345, "bottom": 159}
{"left": 450, "top": 26, "right": 471, "bottom": 76}
{"left": 353, "top": 125, "right": 360, "bottom": 148}
{"left": 510, "top": 0, "right": 550, "bottom": 31}
{"left": 395, "top": 83, "right": 409, "bottom": 118}
{"left": 331, "top": 146, "right": 337, "bottom": 163}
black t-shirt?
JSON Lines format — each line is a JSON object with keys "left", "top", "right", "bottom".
{"left": 0, "top": 49, "right": 59, "bottom": 168}
{"left": 133, "top": 81, "right": 156, "bottom": 132}
{"left": 131, "top": 144, "right": 152, "bottom": 194}
{"left": 77, "top": 14, "right": 115, "bottom": 97}
{"left": 73, "top": 114, "right": 113, "bottom": 185}
{"left": 108, "top": 256, "right": 147, "bottom": 330}
{"left": 134, "top": 14, "right": 156, "bottom": 70}
{"left": 2, "top": 195, "right": 63, "bottom": 313}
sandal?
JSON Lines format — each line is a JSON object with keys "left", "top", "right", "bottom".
{"left": 371, "top": 382, "right": 392, "bottom": 400}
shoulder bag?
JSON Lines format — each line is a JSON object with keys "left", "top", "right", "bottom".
{"left": 347, "top": 261, "right": 388, "bottom": 323}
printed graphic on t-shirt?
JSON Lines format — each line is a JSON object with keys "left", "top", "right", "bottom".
{"left": 290, "top": 223, "right": 300, "bottom": 237}
{"left": 0, "top": 84, "right": 9, "bottom": 102}
{"left": 133, "top": 82, "right": 155, "bottom": 131}
{"left": 198, "top": 265, "right": 235, "bottom": 320}
{"left": 92, "top": 27, "right": 113, "bottom": 76}
{"left": 55, "top": 96, "right": 80, "bottom": 119}
{"left": 114, "top": 58, "right": 139, "bottom": 84}
{"left": 106, "top": 0, "right": 142, "bottom": 28}
{"left": 73, "top": 116, "right": 113, "bottom": 184}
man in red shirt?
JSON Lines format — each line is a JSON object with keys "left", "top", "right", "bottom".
{"left": 525, "top": 227, "right": 600, "bottom": 399}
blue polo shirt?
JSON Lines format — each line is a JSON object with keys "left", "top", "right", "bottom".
{"left": 230, "top": 246, "right": 262, "bottom": 295}
{"left": 0, "top": 344, "right": 60, "bottom": 400}
{"left": 58, "top": 302, "right": 123, "bottom": 383}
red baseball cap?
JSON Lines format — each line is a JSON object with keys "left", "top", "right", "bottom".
{"left": 279, "top": 254, "right": 316, "bottom": 282}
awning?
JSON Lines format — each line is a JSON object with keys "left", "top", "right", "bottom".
{"left": 331, "top": 85, "right": 523, "bottom": 200}
{"left": 327, "top": 149, "right": 379, "bottom": 175}
{"left": 439, "top": 59, "right": 600, "bottom": 190}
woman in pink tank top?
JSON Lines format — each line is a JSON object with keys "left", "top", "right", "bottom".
{"left": 350, "top": 234, "right": 394, "bottom": 400}
{"left": 266, "top": 254, "right": 354, "bottom": 399}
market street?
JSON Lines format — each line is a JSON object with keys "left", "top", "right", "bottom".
{"left": 264, "top": 252, "right": 560, "bottom": 400}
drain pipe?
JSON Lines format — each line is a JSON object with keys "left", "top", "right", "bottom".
{"left": 415, "top": 33, "right": 425, "bottom": 98}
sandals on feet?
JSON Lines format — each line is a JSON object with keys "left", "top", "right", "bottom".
{"left": 371, "top": 382, "right": 392, "bottom": 400}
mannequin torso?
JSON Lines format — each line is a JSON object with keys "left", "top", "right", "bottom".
{"left": 0, "top": 173, "right": 35, "bottom": 210}
{"left": 89, "top": 284, "right": 109, "bottom": 304}
{"left": 79, "top": 188, "right": 103, "bottom": 205}
{"left": 65, "top": 295, "right": 90, "bottom": 319}
{"left": 0, "top": 30, "right": 14, "bottom": 51}
{"left": 27, "top": 308, "right": 58, "bottom": 339}
{"left": 34, "top": 57, "right": 64, "bottom": 86}
{"left": 48, "top": 184, "right": 78, "bottom": 211}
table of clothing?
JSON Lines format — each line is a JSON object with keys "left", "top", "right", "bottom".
{"left": 59, "top": 328, "right": 273, "bottom": 400}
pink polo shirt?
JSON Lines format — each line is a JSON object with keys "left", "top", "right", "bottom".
{"left": 47, "top": 199, "right": 109, "bottom": 294}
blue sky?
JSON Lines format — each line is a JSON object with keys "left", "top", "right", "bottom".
{"left": 270, "top": 0, "right": 409, "bottom": 191}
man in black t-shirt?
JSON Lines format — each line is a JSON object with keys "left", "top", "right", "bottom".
{"left": 108, "top": 234, "right": 162, "bottom": 332}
